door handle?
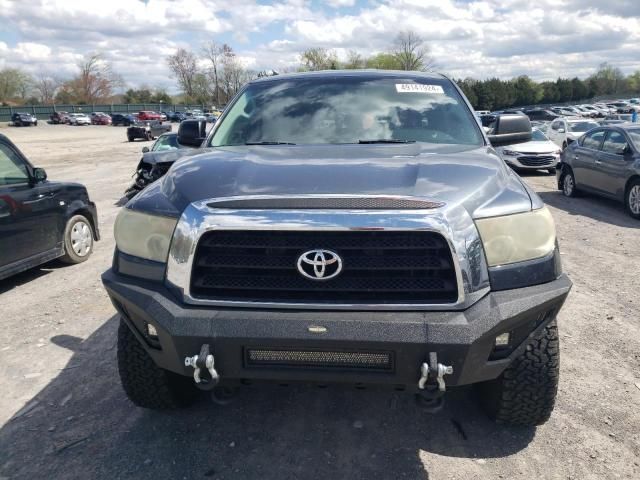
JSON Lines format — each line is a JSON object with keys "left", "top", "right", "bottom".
{"left": 22, "top": 192, "right": 54, "bottom": 204}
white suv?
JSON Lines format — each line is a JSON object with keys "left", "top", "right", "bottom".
{"left": 546, "top": 117, "right": 600, "bottom": 149}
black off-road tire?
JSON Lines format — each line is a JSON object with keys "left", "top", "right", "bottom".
{"left": 117, "top": 319, "right": 200, "bottom": 409}
{"left": 127, "top": 135, "right": 134, "bottom": 142}
{"left": 476, "top": 319, "right": 560, "bottom": 426}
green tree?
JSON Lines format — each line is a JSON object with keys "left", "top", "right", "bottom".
{"left": 513, "top": 75, "right": 542, "bottom": 106}
{"left": 456, "top": 78, "right": 478, "bottom": 107}
{"left": 587, "top": 63, "right": 625, "bottom": 96}
{"left": 571, "top": 77, "right": 589, "bottom": 101}
{"left": 365, "top": 53, "right": 401, "bottom": 70}
{"left": 152, "top": 90, "right": 172, "bottom": 104}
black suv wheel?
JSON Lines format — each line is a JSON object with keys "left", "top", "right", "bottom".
{"left": 117, "top": 319, "right": 200, "bottom": 409}
{"left": 476, "top": 319, "right": 560, "bottom": 426}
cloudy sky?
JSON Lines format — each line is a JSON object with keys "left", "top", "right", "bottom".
{"left": 1, "top": 0, "right": 639, "bottom": 93}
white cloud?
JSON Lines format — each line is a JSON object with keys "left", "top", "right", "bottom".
{"left": 326, "top": 0, "right": 356, "bottom": 7}
{"left": 0, "top": 0, "right": 639, "bottom": 95}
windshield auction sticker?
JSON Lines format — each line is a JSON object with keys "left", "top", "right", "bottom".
{"left": 395, "top": 84, "right": 445, "bottom": 94}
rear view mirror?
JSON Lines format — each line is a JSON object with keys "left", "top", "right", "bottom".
{"left": 488, "top": 114, "right": 532, "bottom": 147}
{"left": 142, "top": 146, "right": 150, "bottom": 153}
{"left": 178, "top": 119, "right": 207, "bottom": 147}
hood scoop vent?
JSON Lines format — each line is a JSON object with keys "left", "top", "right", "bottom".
{"left": 206, "top": 195, "right": 445, "bottom": 210}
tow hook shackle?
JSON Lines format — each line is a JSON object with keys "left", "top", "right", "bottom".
{"left": 184, "top": 344, "right": 219, "bottom": 390}
{"left": 418, "top": 352, "right": 453, "bottom": 392}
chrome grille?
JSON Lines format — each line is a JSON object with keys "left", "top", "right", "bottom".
{"left": 517, "top": 155, "right": 556, "bottom": 167}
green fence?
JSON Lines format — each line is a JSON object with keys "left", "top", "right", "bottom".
{"left": 0, "top": 104, "right": 208, "bottom": 122}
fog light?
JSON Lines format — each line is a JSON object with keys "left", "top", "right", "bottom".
{"left": 146, "top": 323, "right": 158, "bottom": 339}
{"left": 495, "top": 332, "right": 510, "bottom": 347}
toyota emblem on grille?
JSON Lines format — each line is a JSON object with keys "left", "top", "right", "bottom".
{"left": 297, "top": 249, "right": 343, "bottom": 280}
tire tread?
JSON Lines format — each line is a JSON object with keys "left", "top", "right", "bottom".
{"left": 478, "top": 319, "right": 560, "bottom": 426}
{"left": 117, "top": 320, "right": 198, "bottom": 409}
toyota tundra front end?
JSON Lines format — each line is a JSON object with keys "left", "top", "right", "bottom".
{"left": 103, "top": 71, "right": 571, "bottom": 426}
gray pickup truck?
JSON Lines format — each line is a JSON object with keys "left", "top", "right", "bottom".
{"left": 103, "top": 71, "right": 571, "bottom": 426}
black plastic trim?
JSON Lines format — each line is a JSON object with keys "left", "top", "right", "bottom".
{"left": 489, "top": 247, "right": 562, "bottom": 291}
{"left": 114, "top": 250, "right": 166, "bottom": 282}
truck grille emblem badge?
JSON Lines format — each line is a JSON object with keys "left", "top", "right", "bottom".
{"left": 297, "top": 249, "right": 343, "bottom": 280}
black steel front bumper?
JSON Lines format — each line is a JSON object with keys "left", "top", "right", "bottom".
{"left": 102, "top": 270, "right": 571, "bottom": 389}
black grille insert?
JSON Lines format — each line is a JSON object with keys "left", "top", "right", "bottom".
{"left": 190, "top": 231, "right": 458, "bottom": 304}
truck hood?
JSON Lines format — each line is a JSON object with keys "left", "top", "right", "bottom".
{"left": 133, "top": 143, "right": 536, "bottom": 219}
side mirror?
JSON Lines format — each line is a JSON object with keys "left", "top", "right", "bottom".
{"left": 142, "top": 146, "right": 150, "bottom": 153}
{"left": 177, "top": 119, "right": 207, "bottom": 147}
{"left": 487, "top": 114, "right": 532, "bottom": 147}
{"left": 32, "top": 167, "right": 47, "bottom": 183}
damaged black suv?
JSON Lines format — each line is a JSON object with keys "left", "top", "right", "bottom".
{"left": 103, "top": 71, "right": 571, "bottom": 426}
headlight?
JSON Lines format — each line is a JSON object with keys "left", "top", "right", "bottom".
{"left": 501, "top": 149, "right": 519, "bottom": 156}
{"left": 475, "top": 207, "right": 556, "bottom": 267}
{"left": 114, "top": 208, "right": 177, "bottom": 262}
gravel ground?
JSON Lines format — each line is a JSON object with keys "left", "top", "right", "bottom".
{"left": 0, "top": 123, "right": 638, "bottom": 480}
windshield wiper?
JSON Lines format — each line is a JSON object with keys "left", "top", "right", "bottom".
{"left": 357, "top": 139, "right": 416, "bottom": 144}
{"left": 245, "top": 141, "right": 296, "bottom": 145}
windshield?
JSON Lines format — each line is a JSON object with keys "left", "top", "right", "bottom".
{"left": 569, "top": 121, "right": 599, "bottom": 133}
{"left": 210, "top": 76, "right": 483, "bottom": 147}
{"left": 531, "top": 129, "right": 548, "bottom": 141}
{"left": 152, "top": 135, "right": 183, "bottom": 152}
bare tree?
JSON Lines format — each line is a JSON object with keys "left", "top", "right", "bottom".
{"left": 391, "top": 31, "right": 435, "bottom": 71}
{"left": 34, "top": 74, "right": 60, "bottom": 104}
{"left": 300, "top": 48, "right": 338, "bottom": 71}
{"left": 167, "top": 48, "right": 198, "bottom": 101}
{"left": 202, "top": 41, "right": 233, "bottom": 106}
{"left": 70, "top": 53, "right": 122, "bottom": 103}
{"left": 345, "top": 50, "right": 364, "bottom": 69}
{"left": 0, "top": 68, "right": 32, "bottom": 103}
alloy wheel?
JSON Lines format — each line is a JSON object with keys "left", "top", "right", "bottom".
{"left": 563, "top": 174, "right": 574, "bottom": 196}
{"left": 629, "top": 185, "right": 640, "bottom": 215}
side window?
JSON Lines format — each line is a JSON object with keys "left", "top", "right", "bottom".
{"left": 0, "top": 143, "right": 29, "bottom": 186}
{"left": 602, "top": 131, "right": 628, "bottom": 155}
{"left": 582, "top": 130, "right": 605, "bottom": 150}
